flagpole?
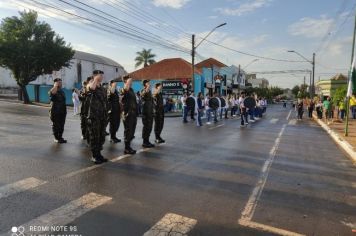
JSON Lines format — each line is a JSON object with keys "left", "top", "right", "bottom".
{"left": 345, "top": 9, "right": 356, "bottom": 136}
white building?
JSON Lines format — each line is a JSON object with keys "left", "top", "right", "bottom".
{"left": 0, "top": 51, "right": 127, "bottom": 89}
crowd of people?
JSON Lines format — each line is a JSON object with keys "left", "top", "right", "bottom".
{"left": 180, "top": 91, "right": 268, "bottom": 127}
{"left": 292, "top": 94, "right": 356, "bottom": 124}
{"left": 48, "top": 71, "right": 165, "bottom": 165}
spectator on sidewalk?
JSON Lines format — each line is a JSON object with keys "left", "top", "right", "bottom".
{"left": 181, "top": 93, "right": 188, "bottom": 123}
{"left": 239, "top": 92, "right": 248, "bottom": 127}
{"left": 339, "top": 98, "right": 346, "bottom": 120}
{"left": 350, "top": 94, "right": 356, "bottom": 119}
{"left": 72, "top": 88, "right": 80, "bottom": 115}
{"left": 323, "top": 96, "right": 332, "bottom": 124}
{"left": 316, "top": 100, "right": 323, "bottom": 119}
{"left": 297, "top": 99, "right": 304, "bottom": 120}
{"left": 307, "top": 99, "right": 315, "bottom": 119}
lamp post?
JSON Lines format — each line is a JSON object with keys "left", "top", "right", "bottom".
{"left": 287, "top": 50, "right": 315, "bottom": 98}
{"left": 191, "top": 23, "right": 227, "bottom": 94}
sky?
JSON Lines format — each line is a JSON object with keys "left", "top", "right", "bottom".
{"left": 0, "top": 0, "right": 355, "bottom": 88}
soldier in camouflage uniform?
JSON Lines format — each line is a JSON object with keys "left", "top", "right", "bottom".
{"left": 86, "top": 70, "right": 108, "bottom": 164}
{"left": 141, "top": 80, "right": 155, "bottom": 148}
{"left": 153, "top": 83, "right": 165, "bottom": 144}
{"left": 120, "top": 76, "right": 137, "bottom": 154}
{"left": 107, "top": 79, "right": 121, "bottom": 143}
{"left": 79, "top": 76, "right": 93, "bottom": 141}
{"left": 49, "top": 78, "right": 67, "bottom": 143}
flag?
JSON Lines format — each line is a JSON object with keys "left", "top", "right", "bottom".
{"left": 347, "top": 57, "right": 356, "bottom": 97}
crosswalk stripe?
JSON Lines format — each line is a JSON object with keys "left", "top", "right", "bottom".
{"left": 1, "top": 192, "right": 112, "bottom": 236}
{"left": 0, "top": 177, "right": 47, "bottom": 199}
{"left": 143, "top": 213, "right": 197, "bottom": 236}
{"left": 270, "top": 118, "right": 279, "bottom": 124}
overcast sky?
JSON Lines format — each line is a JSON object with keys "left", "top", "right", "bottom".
{"left": 0, "top": 0, "right": 354, "bottom": 88}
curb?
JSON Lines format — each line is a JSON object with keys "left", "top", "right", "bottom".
{"left": 312, "top": 114, "right": 356, "bottom": 164}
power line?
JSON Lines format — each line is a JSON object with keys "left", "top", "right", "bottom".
{"left": 24, "top": 0, "right": 191, "bottom": 54}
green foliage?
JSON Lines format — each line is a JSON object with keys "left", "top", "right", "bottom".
{"left": 0, "top": 11, "right": 74, "bottom": 102}
{"left": 135, "top": 48, "right": 156, "bottom": 68}
{"left": 291, "top": 84, "right": 309, "bottom": 98}
{"left": 333, "top": 85, "right": 347, "bottom": 104}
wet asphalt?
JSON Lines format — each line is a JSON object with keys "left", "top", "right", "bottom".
{"left": 0, "top": 100, "right": 355, "bottom": 236}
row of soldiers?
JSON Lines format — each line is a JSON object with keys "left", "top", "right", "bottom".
{"left": 49, "top": 70, "right": 165, "bottom": 165}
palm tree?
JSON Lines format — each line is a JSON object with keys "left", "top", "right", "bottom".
{"left": 135, "top": 49, "right": 156, "bottom": 68}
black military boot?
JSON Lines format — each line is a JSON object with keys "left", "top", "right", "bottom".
{"left": 142, "top": 140, "right": 155, "bottom": 148}
{"left": 110, "top": 136, "right": 121, "bottom": 143}
{"left": 124, "top": 142, "right": 136, "bottom": 154}
{"left": 98, "top": 152, "right": 108, "bottom": 162}
{"left": 91, "top": 151, "right": 103, "bottom": 165}
{"left": 155, "top": 136, "right": 165, "bottom": 144}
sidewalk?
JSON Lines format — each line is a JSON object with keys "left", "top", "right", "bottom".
{"left": 313, "top": 114, "right": 356, "bottom": 164}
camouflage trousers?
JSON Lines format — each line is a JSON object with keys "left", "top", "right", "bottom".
{"left": 87, "top": 118, "right": 106, "bottom": 153}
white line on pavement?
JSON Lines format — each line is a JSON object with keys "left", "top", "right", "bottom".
{"left": 239, "top": 219, "right": 305, "bottom": 236}
{"left": 0, "top": 192, "right": 112, "bottom": 236}
{"left": 143, "top": 213, "right": 197, "bottom": 236}
{"left": 288, "top": 119, "right": 297, "bottom": 126}
{"left": 240, "top": 124, "right": 286, "bottom": 220}
{"left": 59, "top": 143, "right": 167, "bottom": 179}
{"left": 209, "top": 124, "right": 224, "bottom": 130}
{"left": 270, "top": 118, "right": 279, "bottom": 124}
{"left": 0, "top": 177, "right": 47, "bottom": 199}
{"left": 286, "top": 109, "right": 292, "bottom": 120}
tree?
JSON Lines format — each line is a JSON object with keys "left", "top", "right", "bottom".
{"left": 0, "top": 11, "right": 74, "bottom": 103}
{"left": 135, "top": 49, "right": 156, "bottom": 68}
{"left": 333, "top": 85, "right": 347, "bottom": 105}
{"left": 291, "top": 85, "right": 300, "bottom": 97}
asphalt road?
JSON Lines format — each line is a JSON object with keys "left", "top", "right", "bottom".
{"left": 0, "top": 101, "right": 355, "bottom": 236}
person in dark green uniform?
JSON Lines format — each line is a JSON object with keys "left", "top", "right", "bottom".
{"left": 86, "top": 70, "right": 108, "bottom": 164}
{"left": 49, "top": 78, "right": 67, "bottom": 143}
{"left": 153, "top": 83, "right": 165, "bottom": 144}
{"left": 107, "top": 79, "right": 121, "bottom": 143}
{"left": 79, "top": 76, "right": 93, "bottom": 141}
{"left": 120, "top": 76, "right": 138, "bottom": 154}
{"left": 140, "top": 80, "right": 155, "bottom": 148}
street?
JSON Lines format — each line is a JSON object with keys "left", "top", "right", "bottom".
{"left": 0, "top": 101, "right": 355, "bottom": 236}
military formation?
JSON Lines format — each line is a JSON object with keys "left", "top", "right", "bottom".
{"left": 48, "top": 70, "right": 165, "bottom": 165}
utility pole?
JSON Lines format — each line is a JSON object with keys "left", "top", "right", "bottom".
{"left": 312, "top": 53, "right": 315, "bottom": 97}
{"left": 345, "top": 9, "right": 356, "bottom": 136}
{"left": 191, "top": 34, "right": 195, "bottom": 94}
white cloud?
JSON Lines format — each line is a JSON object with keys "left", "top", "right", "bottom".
{"left": 72, "top": 43, "right": 97, "bottom": 54}
{"left": 152, "top": 0, "right": 190, "bottom": 9}
{"left": 215, "top": 0, "right": 272, "bottom": 16}
{"left": 208, "top": 15, "right": 218, "bottom": 19}
{"left": 288, "top": 15, "right": 334, "bottom": 38}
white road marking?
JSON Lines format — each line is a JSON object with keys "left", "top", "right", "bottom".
{"left": 0, "top": 177, "right": 47, "bottom": 199}
{"left": 270, "top": 118, "right": 279, "bottom": 124}
{"left": 240, "top": 124, "right": 287, "bottom": 221}
{"left": 143, "top": 213, "right": 197, "bottom": 236}
{"left": 209, "top": 124, "right": 224, "bottom": 130}
{"left": 239, "top": 219, "right": 305, "bottom": 236}
{"left": 0, "top": 192, "right": 112, "bottom": 236}
{"left": 288, "top": 119, "right": 297, "bottom": 126}
{"left": 286, "top": 110, "right": 292, "bottom": 120}
{"left": 59, "top": 144, "right": 167, "bottom": 179}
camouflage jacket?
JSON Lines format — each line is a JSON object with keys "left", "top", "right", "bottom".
{"left": 120, "top": 87, "right": 137, "bottom": 116}
{"left": 86, "top": 85, "right": 107, "bottom": 121}
{"left": 140, "top": 88, "right": 154, "bottom": 116}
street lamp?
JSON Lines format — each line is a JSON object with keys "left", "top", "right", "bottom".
{"left": 287, "top": 50, "right": 315, "bottom": 97}
{"left": 191, "top": 23, "right": 227, "bottom": 93}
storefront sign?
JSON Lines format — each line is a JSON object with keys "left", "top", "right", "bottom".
{"left": 162, "top": 81, "right": 183, "bottom": 90}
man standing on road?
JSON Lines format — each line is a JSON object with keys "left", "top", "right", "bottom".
{"left": 239, "top": 92, "right": 248, "bottom": 127}
{"left": 79, "top": 76, "right": 92, "bottom": 141}
{"left": 153, "top": 83, "right": 165, "bottom": 144}
{"left": 121, "top": 76, "right": 138, "bottom": 154}
{"left": 141, "top": 80, "right": 155, "bottom": 148}
{"left": 86, "top": 70, "right": 108, "bottom": 164}
{"left": 181, "top": 93, "right": 188, "bottom": 123}
{"left": 107, "top": 80, "right": 121, "bottom": 143}
{"left": 49, "top": 78, "right": 67, "bottom": 144}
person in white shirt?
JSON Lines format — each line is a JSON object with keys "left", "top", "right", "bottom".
{"left": 72, "top": 88, "right": 80, "bottom": 115}
{"left": 181, "top": 93, "right": 188, "bottom": 123}
{"left": 239, "top": 92, "right": 248, "bottom": 127}
{"left": 204, "top": 94, "right": 212, "bottom": 124}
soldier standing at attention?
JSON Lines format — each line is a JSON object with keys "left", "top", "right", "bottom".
{"left": 141, "top": 80, "right": 155, "bottom": 148}
{"left": 86, "top": 70, "right": 108, "bottom": 164}
{"left": 79, "top": 76, "right": 93, "bottom": 141}
{"left": 107, "top": 79, "right": 121, "bottom": 143}
{"left": 49, "top": 78, "right": 67, "bottom": 143}
{"left": 120, "top": 76, "right": 138, "bottom": 154}
{"left": 153, "top": 83, "right": 165, "bottom": 144}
